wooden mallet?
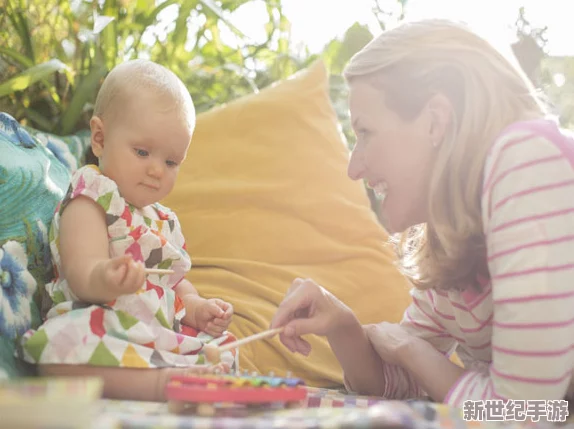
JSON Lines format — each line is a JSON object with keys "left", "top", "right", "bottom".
{"left": 144, "top": 268, "right": 174, "bottom": 275}
{"left": 203, "top": 327, "right": 285, "bottom": 364}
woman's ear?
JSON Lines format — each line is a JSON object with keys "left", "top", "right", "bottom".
{"left": 90, "top": 116, "right": 105, "bottom": 157}
{"left": 427, "top": 93, "right": 453, "bottom": 148}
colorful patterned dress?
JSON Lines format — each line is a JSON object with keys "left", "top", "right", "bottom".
{"left": 19, "top": 165, "right": 237, "bottom": 369}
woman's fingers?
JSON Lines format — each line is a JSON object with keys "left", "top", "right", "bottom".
{"left": 271, "top": 280, "right": 317, "bottom": 329}
{"left": 286, "top": 277, "right": 305, "bottom": 295}
{"left": 292, "top": 336, "right": 312, "bottom": 356}
{"left": 279, "top": 331, "right": 299, "bottom": 353}
{"left": 283, "top": 315, "right": 325, "bottom": 338}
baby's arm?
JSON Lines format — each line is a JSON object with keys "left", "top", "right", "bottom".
{"left": 40, "top": 363, "right": 212, "bottom": 401}
{"left": 58, "top": 196, "right": 145, "bottom": 303}
{"left": 175, "top": 279, "right": 233, "bottom": 336}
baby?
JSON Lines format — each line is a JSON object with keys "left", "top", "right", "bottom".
{"left": 18, "top": 59, "right": 237, "bottom": 401}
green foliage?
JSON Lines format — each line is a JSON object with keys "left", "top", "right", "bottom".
{"left": 0, "top": 0, "right": 398, "bottom": 222}
{"left": 324, "top": 23, "right": 375, "bottom": 147}
{"left": 539, "top": 56, "right": 574, "bottom": 128}
{"left": 0, "top": 0, "right": 323, "bottom": 135}
{"left": 1, "top": 0, "right": 397, "bottom": 153}
{"left": 512, "top": 7, "right": 574, "bottom": 128}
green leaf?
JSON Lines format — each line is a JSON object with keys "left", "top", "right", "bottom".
{"left": 0, "top": 60, "right": 68, "bottom": 98}
{"left": 331, "top": 23, "right": 373, "bottom": 75}
{"left": 171, "top": 0, "right": 194, "bottom": 59}
{"left": 60, "top": 65, "right": 107, "bottom": 134}
{"left": 321, "top": 39, "right": 343, "bottom": 74}
{"left": 101, "top": 0, "right": 118, "bottom": 70}
{"left": 198, "top": 0, "right": 245, "bottom": 38}
{"left": 24, "top": 108, "right": 55, "bottom": 131}
{"left": 6, "top": 0, "right": 35, "bottom": 62}
{"left": 143, "top": 0, "right": 178, "bottom": 25}
{"left": 0, "top": 46, "right": 34, "bottom": 68}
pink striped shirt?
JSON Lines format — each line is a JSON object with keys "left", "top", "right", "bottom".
{"left": 369, "top": 119, "right": 574, "bottom": 407}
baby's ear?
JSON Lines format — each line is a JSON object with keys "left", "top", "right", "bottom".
{"left": 90, "top": 116, "right": 105, "bottom": 157}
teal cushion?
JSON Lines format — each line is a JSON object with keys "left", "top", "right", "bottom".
{"left": 0, "top": 113, "right": 90, "bottom": 378}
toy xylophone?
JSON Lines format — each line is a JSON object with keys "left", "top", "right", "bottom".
{"left": 166, "top": 371, "right": 307, "bottom": 415}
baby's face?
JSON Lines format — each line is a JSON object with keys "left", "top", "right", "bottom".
{"left": 97, "top": 101, "right": 192, "bottom": 208}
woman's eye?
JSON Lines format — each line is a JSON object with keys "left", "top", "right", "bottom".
{"left": 135, "top": 149, "right": 149, "bottom": 157}
{"left": 166, "top": 160, "right": 178, "bottom": 167}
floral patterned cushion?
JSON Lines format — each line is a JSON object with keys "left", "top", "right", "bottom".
{"left": 0, "top": 112, "right": 91, "bottom": 378}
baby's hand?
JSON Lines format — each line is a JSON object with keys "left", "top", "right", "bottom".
{"left": 100, "top": 255, "right": 146, "bottom": 297}
{"left": 194, "top": 298, "right": 233, "bottom": 337}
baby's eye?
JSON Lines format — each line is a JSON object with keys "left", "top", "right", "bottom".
{"left": 135, "top": 149, "right": 149, "bottom": 157}
{"left": 166, "top": 160, "right": 178, "bottom": 167}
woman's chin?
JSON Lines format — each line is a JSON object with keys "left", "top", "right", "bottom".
{"left": 379, "top": 201, "right": 409, "bottom": 235}
{"left": 378, "top": 201, "right": 395, "bottom": 234}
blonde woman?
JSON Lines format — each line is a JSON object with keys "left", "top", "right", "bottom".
{"left": 271, "top": 19, "right": 574, "bottom": 407}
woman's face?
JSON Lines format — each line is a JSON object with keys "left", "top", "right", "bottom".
{"left": 347, "top": 80, "right": 449, "bottom": 233}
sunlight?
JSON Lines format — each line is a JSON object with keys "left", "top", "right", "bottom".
{"left": 150, "top": 0, "right": 574, "bottom": 58}
{"left": 554, "top": 73, "right": 566, "bottom": 88}
{"left": 275, "top": 0, "right": 573, "bottom": 56}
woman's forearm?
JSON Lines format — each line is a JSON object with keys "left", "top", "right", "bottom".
{"left": 327, "top": 316, "right": 386, "bottom": 396}
{"left": 399, "top": 337, "right": 465, "bottom": 402}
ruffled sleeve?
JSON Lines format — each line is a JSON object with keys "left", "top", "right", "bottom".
{"left": 60, "top": 164, "right": 126, "bottom": 220}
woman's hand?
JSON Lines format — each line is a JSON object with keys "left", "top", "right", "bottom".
{"left": 364, "top": 321, "right": 418, "bottom": 366}
{"left": 270, "top": 278, "right": 356, "bottom": 356}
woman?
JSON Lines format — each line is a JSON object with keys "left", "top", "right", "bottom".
{"left": 270, "top": 19, "right": 574, "bottom": 407}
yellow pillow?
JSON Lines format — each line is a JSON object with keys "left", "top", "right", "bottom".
{"left": 162, "top": 60, "right": 412, "bottom": 387}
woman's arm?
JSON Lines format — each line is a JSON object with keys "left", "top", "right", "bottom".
{"left": 363, "top": 288, "right": 458, "bottom": 399}
{"left": 327, "top": 312, "right": 387, "bottom": 396}
{"left": 396, "top": 335, "right": 465, "bottom": 401}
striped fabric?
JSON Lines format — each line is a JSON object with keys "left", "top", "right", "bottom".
{"left": 378, "top": 119, "right": 574, "bottom": 407}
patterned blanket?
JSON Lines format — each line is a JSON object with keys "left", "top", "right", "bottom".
{"left": 94, "top": 387, "right": 561, "bottom": 429}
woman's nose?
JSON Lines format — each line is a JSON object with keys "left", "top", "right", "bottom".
{"left": 347, "top": 146, "right": 365, "bottom": 181}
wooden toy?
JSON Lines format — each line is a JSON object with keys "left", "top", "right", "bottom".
{"left": 203, "top": 327, "right": 285, "bottom": 364}
{"left": 144, "top": 268, "right": 174, "bottom": 275}
{"left": 165, "top": 372, "right": 307, "bottom": 415}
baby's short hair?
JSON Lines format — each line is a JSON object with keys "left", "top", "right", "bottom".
{"left": 93, "top": 59, "right": 195, "bottom": 132}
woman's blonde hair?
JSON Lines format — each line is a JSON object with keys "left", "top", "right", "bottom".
{"left": 343, "top": 19, "right": 546, "bottom": 290}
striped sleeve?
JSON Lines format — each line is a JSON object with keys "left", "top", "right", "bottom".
{"left": 379, "top": 288, "right": 458, "bottom": 399}
{"left": 444, "top": 121, "right": 574, "bottom": 406}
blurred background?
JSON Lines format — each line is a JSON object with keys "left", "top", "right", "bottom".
{"left": 1, "top": 0, "right": 572, "bottom": 148}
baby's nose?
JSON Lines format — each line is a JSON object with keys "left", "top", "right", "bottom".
{"left": 147, "top": 160, "right": 164, "bottom": 178}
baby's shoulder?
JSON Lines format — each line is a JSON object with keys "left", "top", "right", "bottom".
{"left": 63, "top": 164, "right": 125, "bottom": 215}
{"left": 70, "top": 164, "right": 118, "bottom": 193}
